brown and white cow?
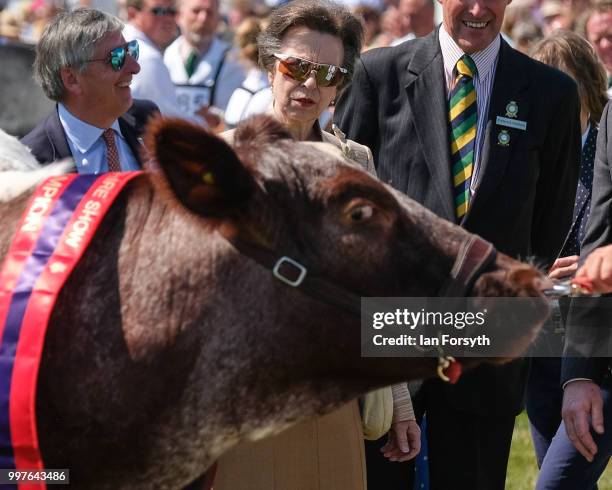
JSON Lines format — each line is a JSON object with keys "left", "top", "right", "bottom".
{"left": 0, "top": 116, "right": 548, "bottom": 489}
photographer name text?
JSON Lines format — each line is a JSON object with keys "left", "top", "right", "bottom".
{"left": 372, "top": 333, "right": 491, "bottom": 348}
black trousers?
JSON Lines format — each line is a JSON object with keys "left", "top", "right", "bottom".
{"left": 365, "top": 380, "right": 516, "bottom": 490}
{"left": 365, "top": 436, "right": 415, "bottom": 490}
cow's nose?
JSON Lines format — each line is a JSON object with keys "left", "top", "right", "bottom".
{"left": 509, "top": 267, "right": 544, "bottom": 285}
{"left": 508, "top": 266, "right": 549, "bottom": 296}
{"left": 471, "top": 253, "right": 547, "bottom": 298}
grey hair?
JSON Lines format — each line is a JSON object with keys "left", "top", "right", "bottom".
{"left": 257, "top": 0, "right": 363, "bottom": 90}
{"left": 34, "top": 8, "right": 124, "bottom": 101}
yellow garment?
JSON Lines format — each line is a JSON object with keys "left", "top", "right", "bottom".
{"left": 361, "top": 387, "right": 394, "bottom": 441}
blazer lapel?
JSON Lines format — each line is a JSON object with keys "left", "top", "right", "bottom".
{"left": 465, "top": 40, "right": 529, "bottom": 222}
{"left": 405, "top": 31, "right": 455, "bottom": 222}
{"left": 119, "top": 111, "right": 144, "bottom": 167}
{"left": 45, "top": 106, "right": 72, "bottom": 161}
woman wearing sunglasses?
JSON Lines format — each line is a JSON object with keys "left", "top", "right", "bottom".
{"left": 213, "top": 2, "right": 419, "bottom": 490}
{"left": 224, "top": 0, "right": 373, "bottom": 173}
{"left": 256, "top": 0, "right": 371, "bottom": 161}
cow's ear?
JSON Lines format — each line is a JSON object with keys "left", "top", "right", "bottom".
{"left": 145, "top": 116, "right": 255, "bottom": 218}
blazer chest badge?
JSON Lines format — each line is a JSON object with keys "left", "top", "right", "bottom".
{"left": 497, "top": 100, "right": 527, "bottom": 132}
{"left": 497, "top": 100, "right": 526, "bottom": 146}
{"left": 505, "top": 101, "right": 519, "bottom": 118}
{"left": 498, "top": 130, "right": 511, "bottom": 147}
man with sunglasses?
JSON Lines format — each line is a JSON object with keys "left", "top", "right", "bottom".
{"left": 335, "top": 0, "right": 581, "bottom": 488}
{"left": 21, "top": 8, "right": 159, "bottom": 172}
{"left": 124, "top": 0, "right": 201, "bottom": 122}
{"left": 163, "top": 0, "right": 246, "bottom": 127}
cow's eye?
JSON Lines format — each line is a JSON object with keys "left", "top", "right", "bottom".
{"left": 350, "top": 204, "right": 374, "bottom": 222}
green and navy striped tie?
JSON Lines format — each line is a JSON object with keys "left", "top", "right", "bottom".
{"left": 449, "top": 54, "right": 477, "bottom": 220}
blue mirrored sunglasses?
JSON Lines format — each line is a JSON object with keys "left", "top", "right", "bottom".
{"left": 89, "top": 40, "right": 139, "bottom": 71}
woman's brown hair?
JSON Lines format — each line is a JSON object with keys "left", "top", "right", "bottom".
{"left": 532, "top": 29, "right": 608, "bottom": 124}
{"left": 257, "top": 0, "right": 363, "bottom": 89}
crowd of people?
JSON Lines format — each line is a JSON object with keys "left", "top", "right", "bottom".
{"left": 5, "top": 0, "right": 612, "bottom": 487}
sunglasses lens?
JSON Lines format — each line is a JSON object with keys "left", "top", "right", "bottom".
{"left": 315, "top": 66, "right": 337, "bottom": 87}
{"left": 109, "top": 47, "right": 126, "bottom": 71}
{"left": 277, "top": 55, "right": 344, "bottom": 87}
{"left": 151, "top": 6, "right": 176, "bottom": 15}
{"left": 108, "top": 41, "right": 139, "bottom": 71}
{"left": 278, "top": 58, "right": 309, "bottom": 82}
{"left": 127, "top": 40, "right": 139, "bottom": 61}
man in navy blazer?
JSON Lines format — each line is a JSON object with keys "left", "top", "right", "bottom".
{"left": 22, "top": 100, "right": 158, "bottom": 168}
{"left": 335, "top": 0, "right": 581, "bottom": 487}
{"left": 21, "top": 8, "right": 159, "bottom": 170}
{"left": 534, "top": 101, "right": 612, "bottom": 489}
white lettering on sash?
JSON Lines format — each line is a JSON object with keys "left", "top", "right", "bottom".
{"left": 65, "top": 200, "right": 102, "bottom": 249}
{"left": 21, "top": 179, "right": 64, "bottom": 233}
{"left": 65, "top": 174, "right": 121, "bottom": 249}
{"left": 92, "top": 174, "right": 120, "bottom": 199}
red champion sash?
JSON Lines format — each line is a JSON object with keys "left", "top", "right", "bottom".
{"left": 0, "top": 172, "right": 142, "bottom": 489}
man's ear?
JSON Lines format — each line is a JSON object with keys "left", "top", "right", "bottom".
{"left": 60, "top": 67, "right": 82, "bottom": 97}
{"left": 145, "top": 116, "right": 256, "bottom": 219}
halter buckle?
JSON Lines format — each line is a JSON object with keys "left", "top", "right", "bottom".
{"left": 273, "top": 256, "right": 307, "bottom": 287}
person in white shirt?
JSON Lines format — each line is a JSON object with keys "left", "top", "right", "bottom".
{"left": 164, "top": 0, "right": 246, "bottom": 128}
{"left": 124, "top": 0, "right": 207, "bottom": 123}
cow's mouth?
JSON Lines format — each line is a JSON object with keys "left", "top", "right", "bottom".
{"left": 468, "top": 254, "right": 551, "bottom": 360}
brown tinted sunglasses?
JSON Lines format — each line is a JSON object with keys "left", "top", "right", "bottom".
{"left": 274, "top": 53, "right": 347, "bottom": 87}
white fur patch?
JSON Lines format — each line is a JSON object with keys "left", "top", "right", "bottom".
{"left": 246, "top": 420, "right": 294, "bottom": 442}
{"left": 0, "top": 129, "right": 40, "bottom": 172}
{"left": 0, "top": 129, "right": 74, "bottom": 202}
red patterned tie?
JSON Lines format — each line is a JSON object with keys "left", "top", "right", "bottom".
{"left": 102, "top": 129, "right": 121, "bottom": 172}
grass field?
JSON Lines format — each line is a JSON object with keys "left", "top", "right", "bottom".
{"left": 505, "top": 411, "right": 612, "bottom": 489}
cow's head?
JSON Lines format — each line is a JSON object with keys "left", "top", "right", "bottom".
{"left": 144, "top": 115, "right": 548, "bottom": 384}
{"left": 147, "top": 117, "right": 545, "bottom": 287}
